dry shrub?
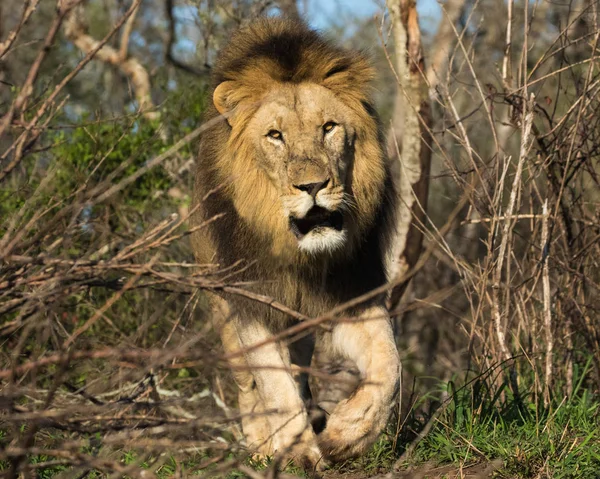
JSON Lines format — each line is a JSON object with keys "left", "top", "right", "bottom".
{"left": 398, "top": 0, "right": 600, "bottom": 411}
{"left": 1, "top": 0, "right": 599, "bottom": 477}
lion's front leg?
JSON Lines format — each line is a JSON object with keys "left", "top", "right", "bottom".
{"left": 318, "top": 306, "right": 400, "bottom": 462}
{"left": 232, "top": 317, "right": 323, "bottom": 470}
{"left": 221, "top": 320, "right": 273, "bottom": 455}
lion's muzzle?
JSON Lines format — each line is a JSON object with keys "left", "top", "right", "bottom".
{"left": 289, "top": 207, "right": 344, "bottom": 239}
{"left": 281, "top": 171, "right": 348, "bottom": 253}
{"left": 287, "top": 202, "right": 347, "bottom": 254}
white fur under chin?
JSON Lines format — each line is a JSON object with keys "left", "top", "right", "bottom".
{"left": 298, "top": 228, "right": 347, "bottom": 254}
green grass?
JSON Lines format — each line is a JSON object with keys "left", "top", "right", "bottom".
{"left": 400, "top": 360, "right": 600, "bottom": 478}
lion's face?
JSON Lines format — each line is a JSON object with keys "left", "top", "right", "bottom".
{"left": 243, "top": 83, "right": 358, "bottom": 254}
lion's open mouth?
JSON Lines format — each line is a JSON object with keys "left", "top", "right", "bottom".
{"left": 289, "top": 207, "right": 344, "bottom": 239}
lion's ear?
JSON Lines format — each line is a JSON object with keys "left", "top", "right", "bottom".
{"left": 213, "top": 81, "right": 236, "bottom": 120}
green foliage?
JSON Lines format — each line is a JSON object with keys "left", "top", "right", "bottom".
{"left": 52, "top": 117, "right": 172, "bottom": 207}
{"left": 29, "top": 455, "right": 70, "bottom": 479}
{"left": 1, "top": 80, "right": 207, "bottom": 223}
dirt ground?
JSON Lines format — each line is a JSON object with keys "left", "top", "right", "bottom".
{"left": 325, "top": 460, "right": 504, "bottom": 479}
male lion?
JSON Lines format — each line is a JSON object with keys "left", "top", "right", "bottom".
{"left": 191, "top": 18, "right": 400, "bottom": 470}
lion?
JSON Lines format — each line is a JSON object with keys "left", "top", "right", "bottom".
{"left": 191, "top": 18, "right": 400, "bottom": 470}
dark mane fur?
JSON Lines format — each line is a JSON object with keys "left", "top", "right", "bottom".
{"left": 212, "top": 18, "right": 368, "bottom": 87}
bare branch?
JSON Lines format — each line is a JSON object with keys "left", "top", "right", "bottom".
{"left": 118, "top": 0, "right": 140, "bottom": 61}
{"left": 0, "top": 0, "right": 145, "bottom": 182}
{"left": 541, "top": 199, "right": 552, "bottom": 407}
{"left": 63, "top": 0, "right": 159, "bottom": 121}
{"left": 491, "top": 93, "right": 535, "bottom": 362}
{"left": 0, "top": 0, "right": 41, "bottom": 59}
{"left": 426, "top": 0, "right": 466, "bottom": 92}
{"left": 164, "top": 0, "right": 209, "bottom": 76}
{"left": 0, "top": 0, "right": 81, "bottom": 141}
{"left": 502, "top": 0, "right": 514, "bottom": 89}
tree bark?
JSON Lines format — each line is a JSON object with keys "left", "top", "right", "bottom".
{"left": 386, "top": 0, "right": 432, "bottom": 311}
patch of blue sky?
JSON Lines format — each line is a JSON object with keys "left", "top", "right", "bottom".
{"left": 170, "top": 1, "right": 442, "bottom": 57}
{"left": 304, "top": 0, "right": 441, "bottom": 34}
{"left": 171, "top": 4, "right": 201, "bottom": 56}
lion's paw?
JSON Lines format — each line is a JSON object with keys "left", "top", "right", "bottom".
{"left": 273, "top": 428, "right": 326, "bottom": 475}
{"left": 249, "top": 441, "right": 325, "bottom": 476}
{"left": 317, "top": 395, "right": 384, "bottom": 462}
{"left": 287, "top": 443, "right": 326, "bottom": 473}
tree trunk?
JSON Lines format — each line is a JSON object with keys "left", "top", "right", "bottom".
{"left": 386, "top": 0, "right": 432, "bottom": 312}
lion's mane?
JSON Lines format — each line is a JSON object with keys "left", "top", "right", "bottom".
{"left": 192, "top": 18, "right": 396, "bottom": 323}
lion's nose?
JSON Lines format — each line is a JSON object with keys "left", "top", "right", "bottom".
{"left": 293, "top": 179, "right": 330, "bottom": 198}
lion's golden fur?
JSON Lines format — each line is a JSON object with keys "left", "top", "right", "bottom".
{"left": 191, "top": 18, "right": 395, "bottom": 325}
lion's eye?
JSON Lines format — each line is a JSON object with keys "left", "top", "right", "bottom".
{"left": 267, "top": 130, "right": 283, "bottom": 140}
{"left": 323, "top": 122, "right": 337, "bottom": 133}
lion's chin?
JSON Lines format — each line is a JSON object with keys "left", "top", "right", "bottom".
{"left": 297, "top": 228, "right": 347, "bottom": 254}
